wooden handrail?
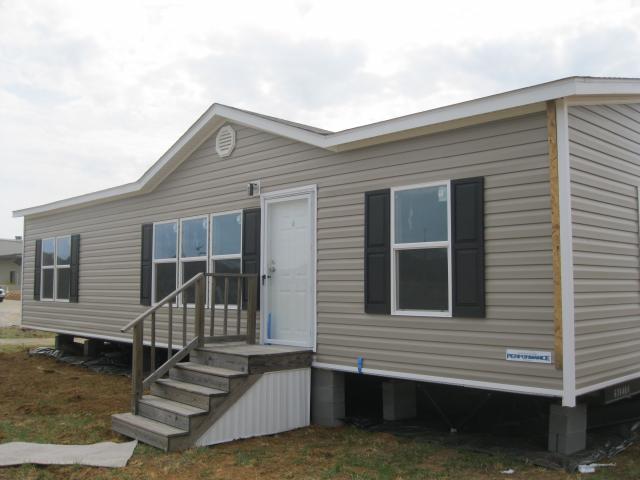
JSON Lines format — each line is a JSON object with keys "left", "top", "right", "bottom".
{"left": 126, "top": 273, "right": 206, "bottom": 413}
{"left": 121, "top": 272, "right": 204, "bottom": 333}
{"left": 123, "top": 271, "right": 258, "bottom": 414}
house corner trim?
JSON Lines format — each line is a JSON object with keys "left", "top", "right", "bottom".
{"left": 555, "top": 98, "right": 577, "bottom": 407}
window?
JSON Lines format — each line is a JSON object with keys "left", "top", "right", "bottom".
{"left": 9, "top": 271, "right": 17, "bottom": 284}
{"left": 153, "top": 221, "right": 178, "bottom": 303}
{"left": 211, "top": 211, "right": 242, "bottom": 306}
{"left": 391, "top": 182, "right": 451, "bottom": 316}
{"left": 150, "top": 213, "right": 243, "bottom": 307}
{"left": 180, "top": 216, "right": 208, "bottom": 304}
{"left": 41, "top": 236, "right": 71, "bottom": 301}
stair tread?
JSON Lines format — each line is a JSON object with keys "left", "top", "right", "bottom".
{"left": 155, "top": 378, "right": 227, "bottom": 396}
{"left": 112, "top": 412, "right": 186, "bottom": 437}
{"left": 139, "top": 395, "right": 207, "bottom": 416}
{"left": 175, "top": 362, "right": 246, "bottom": 377}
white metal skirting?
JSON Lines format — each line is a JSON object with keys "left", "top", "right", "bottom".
{"left": 195, "top": 368, "right": 311, "bottom": 447}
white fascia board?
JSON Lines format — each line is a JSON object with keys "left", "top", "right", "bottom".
{"left": 326, "top": 78, "right": 578, "bottom": 147}
{"left": 13, "top": 77, "right": 640, "bottom": 218}
{"left": 13, "top": 181, "right": 141, "bottom": 218}
{"left": 213, "top": 105, "right": 331, "bottom": 148}
{"left": 13, "top": 107, "right": 227, "bottom": 218}
{"left": 572, "top": 77, "right": 640, "bottom": 95}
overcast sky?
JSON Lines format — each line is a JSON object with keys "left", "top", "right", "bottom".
{"left": 1, "top": 0, "right": 640, "bottom": 238}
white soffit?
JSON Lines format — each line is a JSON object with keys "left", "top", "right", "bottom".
{"left": 13, "top": 76, "right": 640, "bottom": 218}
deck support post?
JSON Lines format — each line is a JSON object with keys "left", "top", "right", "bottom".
{"left": 131, "top": 322, "right": 144, "bottom": 415}
{"left": 382, "top": 380, "right": 416, "bottom": 421}
{"left": 246, "top": 276, "right": 258, "bottom": 344}
{"left": 548, "top": 403, "right": 587, "bottom": 455}
{"left": 311, "top": 368, "right": 345, "bottom": 427}
{"left": 195, "top": 276, "right": 205, "bottom": 348}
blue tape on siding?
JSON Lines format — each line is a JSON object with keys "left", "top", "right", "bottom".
{"left": 267, "top": 313, "right": 272, "bottom": 341}
{"left": 357, "top": 356, "right": 363, "bottom": 374}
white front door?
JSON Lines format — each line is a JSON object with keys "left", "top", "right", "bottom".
{"left": 261, "top": 186, "right": 316, "bottom": 348}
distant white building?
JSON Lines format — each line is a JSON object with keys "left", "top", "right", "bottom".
{"left": 0, "top": 237, "right": 22, "bottom": 291}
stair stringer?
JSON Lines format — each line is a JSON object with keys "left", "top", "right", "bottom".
{"left": 194, "top": 367, "right": 311, "bottom": 447}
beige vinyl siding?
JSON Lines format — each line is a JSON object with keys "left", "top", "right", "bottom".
{"left": 22, "top": 110, "right": 560, "bottom": 390}
{"left": 569, "top": 103, "right": 640, "bottom": 391}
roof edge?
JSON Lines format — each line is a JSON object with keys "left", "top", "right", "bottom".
{"left": 14, "top": 76, "right": 640, "bottom": 218}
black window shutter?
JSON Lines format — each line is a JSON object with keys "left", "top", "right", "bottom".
{"left": 140, "top": 223, "right": 153, "bottom": 306}
{"left": 451, "top": 177, "right": 485, "bottom": 318}
{"left": 242, "top": 208, "right": 261, "bottom": 309}
{"left": 34, "top": 239, "right": 42, "bottom": 301}
{"left": 69, "top": 234, "right": 81, "bottom": 303}
{"left": 364, "top": 189, "right": 391, "bottom": 314}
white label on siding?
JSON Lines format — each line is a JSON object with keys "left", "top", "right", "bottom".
{"left": 505, "top": 349, "right": 552, "bottom": 364}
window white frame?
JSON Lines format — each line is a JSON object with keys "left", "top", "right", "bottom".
{"left": 40, "top": 237, "right": 55, "bottom": 302}
{"left": 151, "top": 219, "right": 179, "bottom": 305}
{"left": 179, "top": 215, "right": 209, "bottom": 307}
{"left": 390, "top": 180, "right": 452, "bottom": 317}
{"left": 41, "top": 235, "right": 71, "bottom": 303}
{"left": 210, "top": 210, "right": 243, "bottom": 309}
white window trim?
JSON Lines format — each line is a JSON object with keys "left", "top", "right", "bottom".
{"left": 210, "top": 210, "right": 243, "bottom": 310}
{"left": 150, "top": 212, "right": 244, "bottom": 309}
{"left": 41, "top": 235, "right": 71, "bottom": 303}
{"left": 390, "top": 180, "right": 452, "bottom": 317}
{"left": 151, "top": 219, "right": 179, "bottom": 305}
{"left": 179, "top": 215, "right": 209, "bottom": 307}
{"left": 40, "top": 238, "right": 55, "bottom": 302}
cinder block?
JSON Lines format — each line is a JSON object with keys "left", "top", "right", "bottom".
{"left": 548, "top": 404, "right": 587, "bottom": 455}
{"left": 383, "top": 380, "right": 416, "bottom": 421}
{"left": 311, "top": 369, "right": 345, "bottom": 427}
{"left": 83, "top": 339, "right": 102, "bottom": 357}
{"left": 55, "top": 334, "right": 78, "bottom": 354}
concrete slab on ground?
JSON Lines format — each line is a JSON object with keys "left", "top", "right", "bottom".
{"left": 0, "top": 300, "right": 21, "bottom": 327}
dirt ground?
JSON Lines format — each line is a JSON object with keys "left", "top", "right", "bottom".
{"left": 1, "top": 348, "right": 639, "bottom": 479}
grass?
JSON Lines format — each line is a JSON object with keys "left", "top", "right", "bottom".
{"left": 0, "top": 327, "right": 55, "bottom": 339}
{"left": 0, "top": 345, "right": 638, "bottom": 479}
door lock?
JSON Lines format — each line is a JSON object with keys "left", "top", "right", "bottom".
{"left": 263, "top": 260, "right": 276, "bottom": 285}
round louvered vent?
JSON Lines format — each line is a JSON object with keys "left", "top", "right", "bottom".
{"left": 215, "top": 125, "right": 236, "bottom": 158}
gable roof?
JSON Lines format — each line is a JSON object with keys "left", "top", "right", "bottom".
{"left": 14, "top": 76, "right": 640, "bottom": 218}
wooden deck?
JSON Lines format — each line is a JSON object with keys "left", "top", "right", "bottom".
{"left": 192, "top": 342, "right": 312, "bottom": 374}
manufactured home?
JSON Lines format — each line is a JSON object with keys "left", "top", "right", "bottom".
{"left": 13, "top": 77, "right": 640, "bottom": 454}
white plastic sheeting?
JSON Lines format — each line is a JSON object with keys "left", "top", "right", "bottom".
{"left": 196, "top": 368, "right": 310, "bottom": 446}
{"left": 0, "top": 440, "right": 137, "bottom": 468}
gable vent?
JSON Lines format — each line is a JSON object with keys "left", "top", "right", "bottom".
{"left": 215, "top": 125, "right": 236, "bottom": 158}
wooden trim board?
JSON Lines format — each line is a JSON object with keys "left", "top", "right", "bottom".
{"left": 547, "top": 100, "right": 563, "bottom": 370}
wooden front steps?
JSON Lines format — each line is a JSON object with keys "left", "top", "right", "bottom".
{"left": 112, "top": 343, "right": 311, "bottom": 452}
